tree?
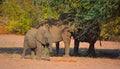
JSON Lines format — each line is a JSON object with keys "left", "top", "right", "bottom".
{"left": 0, "top": 0, "right": 119, "bottom": 40}
{"left": 31, "top": 0, "right": 119, "bottom": 26}
{"left": 34, "top": 0, "right": 119, "bottom": 40}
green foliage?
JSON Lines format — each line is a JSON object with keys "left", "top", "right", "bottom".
{"left": 100, "top": 17, "right": 120, "bottom": 41}
{"left": 34, "top": 0, "right": 119, "bottom": 29}
{"left": 1, "top": 0, "right": 41, "bottom": 34}
{"left": 0, "top": 0, "right": 119, "bottom": 41}
{"left": 37, "top": 0, "right": 119, "bottom": 41}
{"left": 42, "top": 7, "right": 59, "bottom": 19}
{"left": 6, "top": 19, "right": 31, "bottom": 34}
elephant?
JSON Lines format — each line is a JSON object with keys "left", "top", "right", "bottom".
{"left": 72, "top": 23, "right": 101, "bottom": 57}
{"left": 22, "top": 24, "right": 52, "bottom": 60}
{"left": 36, "top": 18, "right": 75, "bottom": 57}
{"left": 57, "top": 13, "right": 101, "bottom": 57}
{"left": 22, "top": 28, "right": 37, "bottom": 59}
{"left": 35, "top": 24, "right": 52, "bottom": 59}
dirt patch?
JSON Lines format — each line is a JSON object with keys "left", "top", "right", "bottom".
{"left": 0, "top": 26, "right": 7, "bottom": 34}
{"left": 0, "top": 34, "right": 120, "bottom": 69}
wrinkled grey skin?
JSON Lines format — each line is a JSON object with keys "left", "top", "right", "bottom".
{"left": 49, "top": 24, "right": 72, "bottom": 57}
{"left": 36, "top": 19, "right": 74, "bottom": 57}
{"left": 22, "top": 24, "right": 52, "bottom": 59}
{"left": 22, "top": 28, "right": 37, "bottom": 59}
{"left": 35, "top": 24, "right": 52, "bottom": 59}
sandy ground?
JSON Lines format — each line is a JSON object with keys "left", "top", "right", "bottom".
{"left": 0, "top": 34, "right": 120, "bottom": 69}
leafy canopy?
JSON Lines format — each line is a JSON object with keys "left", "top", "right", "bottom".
{"left": 0, "top": 0, "right": 119, "bottom": 39}
{"left": 32, "top": 0, "right": 119, "bottom": 26}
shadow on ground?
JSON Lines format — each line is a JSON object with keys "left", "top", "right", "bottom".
{"left": 0, "top": 47, "right": 120, "bottom": 59}
{"left": 0, "top": 47, "right": 23, "bottom": 54}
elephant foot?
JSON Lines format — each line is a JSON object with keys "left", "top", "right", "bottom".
{"left": 21, "top": 56, "right": 25, "bottom": 59}
{"left": 55, "top": 52, "right": 59, "bottom": 55}
{"left": 87, "top": 54, "right": 96, "bottom": 57}
{"left": 74, "top": 52, "right": 80, "bottom": 56}
{"left": 21, "top": 55, "right": 26, "bottom": 59}
{"left": 63, "top": 54, "right": 70, "bottom": 57}
{"left": 41, "top": 57, "right": 50, "bottom": 61}
{"left": 86, "top": 51, "right": 96, "bottom": 57}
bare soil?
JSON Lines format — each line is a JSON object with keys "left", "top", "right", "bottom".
{"left": 0, "top": 34, "right": 120, "bottom": 69}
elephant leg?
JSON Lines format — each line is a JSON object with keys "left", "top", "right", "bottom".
{"left": 22, "top": 47, "right": 28, "bottom": 58}
{"left": 87, "top": 42, "right": 96, "bottom": 57}
{"left": 36, "top": 41, "right": 43, "bottom": 60}
{"left": 48, "top": 43, "right": 54, "bottom": 56}
{"left": 64, "top": 39, "right": 70, "bottom": 57}
{"left": 74, "top": 39, "right": 79, "bottom": 56}
{"left": 31, "top": 48, "right": 36, "bottom": 59}
{"left": 62, "top": 32, "right": 71, "bottom": 57}
{"left": 56, "top": 42, "right": 60, "bottom": 54}
{"left": 22, "top": 41, "right": 28, "bottom": 58}
{"left": 49, "top": 43, "right": 53, "bottom": 53}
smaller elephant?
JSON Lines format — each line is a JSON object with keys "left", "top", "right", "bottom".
{"left": 35, "top": 24, "right": 52, "bottom": 59}
{"left": 22, "top": 28, "right": 37, "bottom": 59}
{"left": 22, "top": 24, "right": 52, "bottom": 60}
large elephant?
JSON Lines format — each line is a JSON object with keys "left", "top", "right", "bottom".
{"left": 72, "top": 23, "right": 101, "bottom": 57}
{"left": 36, "top": 18, "right": 74, "bottom": 57}
{"left": 22, "top": 24, "right": 52, "bottom": 60}
{"left": 57, "top": 13, "right": 101, "bottom": 57}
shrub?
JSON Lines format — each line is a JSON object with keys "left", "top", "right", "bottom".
{"left": 1, "top": 0, "right": 41, "bottom": 34}
{"left": 6, "top": 18, "right": 31, "bottom": 34}
{"left": 100, "top": 17, "right": 120, "bottom": 41}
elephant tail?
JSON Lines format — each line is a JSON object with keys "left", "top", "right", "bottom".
{"left": 98, "top": 37, "right": 102, "bottom": 46}
{"left": 99, "top": 40, "right": 102, "bottom": 46}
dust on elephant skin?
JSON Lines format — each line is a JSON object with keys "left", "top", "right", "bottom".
{"left": 22, "top": 25, "right": 52, "bottom": 60}
{"left": 37, "top": 18, "right": 74, "bottom": 57}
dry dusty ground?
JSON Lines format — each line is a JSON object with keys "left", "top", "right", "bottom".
{"left": 0, "top": 34, "right": 120, "bottom": 69}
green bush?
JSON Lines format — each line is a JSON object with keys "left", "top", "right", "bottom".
{"left": 100, "top": 17, "right": 120, "bottom": 41}
{"left": 1, "top": 0, "right": 42, "bottom": 34}
{"left": 6, "top": 18, "right": 31, "bottom": 34}
{"left": 1, "top": 0, "right": 120, "bottom": 41}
